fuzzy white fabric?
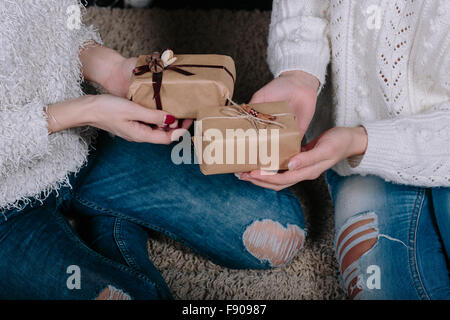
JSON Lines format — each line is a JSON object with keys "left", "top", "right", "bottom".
{"left": 268, "top": 0, "right": 450, "bottom": 187}
{"left": 0, "top": 0, "right": 101, "bottom": 210}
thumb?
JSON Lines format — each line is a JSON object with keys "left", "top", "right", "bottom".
{"left": 288, "top": 144, "right": 328, "bottom": 171}
{"left": 249, "top": 89, "right": 267, "bottom": 104}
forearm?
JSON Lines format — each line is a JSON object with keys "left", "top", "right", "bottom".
{"left": 46, "top": 95, "right": 97, "bottom": 134}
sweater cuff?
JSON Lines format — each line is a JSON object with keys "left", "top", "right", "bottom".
{"left": 271, "top": 53, "right": 327, "bottom": 84}
{"left": 0, "top": 100, "right": 50, "bottom": 172}
{"left": 79, "top": 24, "right": 103, "bottom": 49}
{"left": 349, "top": 121, "right": 401, "bottom": 177}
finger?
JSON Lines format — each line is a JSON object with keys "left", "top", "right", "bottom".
{"left": 249, "top": 170, "right": 299, "bottom": 185}
{"left": 180, "top": 119, "right": 194, "bottom": 129}
{"left": 131, "top": 104, "right": 177, "bottom": 126}
{"left": 249, "top": 161, "right": 330, "bottom": 185}
{"left": 249, "top": 90, "right": 266, "bottom": 104}
{"left": 142, "top": 129, "right": 173, "bottom": 145}
{"left": 237, "top": 173, "right": 293, "bottom": 191}
{"left": 130, "top": 122, "right": 173, "bottom": 145}
{"left": 156, "top": 119, "right": 179, "bottom": 131}
{"left": 169, "top": 119, "right": 179, "bottom": 129}
{"left": 288, "top": 143, "right": 330, "bottom": 171}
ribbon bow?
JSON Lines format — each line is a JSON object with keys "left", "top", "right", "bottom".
{"left": 133, "top": 50, "right": 196, "bottom": 77}
{"left": 131, "top": 49, "right": 235, "bottom": 111}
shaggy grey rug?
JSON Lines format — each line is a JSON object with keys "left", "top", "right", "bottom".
{"left": 83, "top": 7, "right": 346, "bottom": 300}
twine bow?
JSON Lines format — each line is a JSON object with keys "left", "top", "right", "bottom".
{"left": 201, "top": 99, "right": 291, "bottom": 129}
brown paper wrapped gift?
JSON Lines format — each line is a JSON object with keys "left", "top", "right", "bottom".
{"left": 127, "top": 51, "right": 236, "bottom": 119}
{"left": 194, "top": 102, "right": 301, "bottom": 175}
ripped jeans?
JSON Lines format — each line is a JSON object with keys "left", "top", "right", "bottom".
{"left": 326, "top": 170, "right": 450, "bottom": 300}
{"left": 0, "top": 131, "right": 305, "bottom": 300}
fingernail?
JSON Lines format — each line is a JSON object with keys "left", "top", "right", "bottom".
{"left": 169, "top": 120, "right": 179, "bottom": 129}
{"left": 288, "top": 161, "right": 298, "bottom": 171}
{"left": 234, "top": 173, "right": 242, "bottom": 180}
{"left": 164, "top": 115, "right": 176, "bottom": 125}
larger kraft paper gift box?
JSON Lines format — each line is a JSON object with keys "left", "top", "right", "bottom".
{"left": 127, "top": 50, "right": 236, "bottom": 119}
{"left": 193, "top": 102, "right": 302, "bottom": 175}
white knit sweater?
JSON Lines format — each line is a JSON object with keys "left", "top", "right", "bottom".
{"left": 0, "top": 0, "right": 101, "bottom": 210}
{"left": 268, "top": 0, "right": 450, "bottom": 187}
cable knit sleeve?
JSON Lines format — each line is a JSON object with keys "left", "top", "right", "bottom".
{"left": 267, "top": 0, "right": 331, "bottom": 89}
{"left": 349, "top": 102, "right": 450, "bottom": 187}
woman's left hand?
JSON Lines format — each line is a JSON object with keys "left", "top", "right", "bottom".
{"left": 236, "top": 127, "right": 368, "bottom": 191}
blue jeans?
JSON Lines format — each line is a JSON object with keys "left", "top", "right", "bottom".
{"left": 0, "top": 131, "right": 305, "bottom": 300}
{"left": 326, "top": 170, "right": 450, "bottom": 300}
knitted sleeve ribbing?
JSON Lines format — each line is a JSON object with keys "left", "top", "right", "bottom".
{"left": 350, "top": 102, "right": 450, "bottom": 187}
{"left": 267, "top": 0, "right": 331, "bottom": 89}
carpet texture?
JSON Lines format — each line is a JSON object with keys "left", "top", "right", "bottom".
{"left": 83, "top": 7, "right": 346, "bottom": 300}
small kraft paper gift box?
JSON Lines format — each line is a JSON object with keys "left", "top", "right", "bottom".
{"left": 194, "top": 101, "right": 301, "bottom": 175}
{"left": 127, "top": 50, "right": 236, "bottom": 119}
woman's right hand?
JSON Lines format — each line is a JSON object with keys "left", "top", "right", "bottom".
{"left": 250, "top": 70, "right": 320, "bottom": 140}
{"left": 47, "top": 94, "right": 192, "bottom": 145}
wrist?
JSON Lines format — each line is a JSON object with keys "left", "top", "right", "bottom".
{"left": 280, "top": 70, "right": 320, "bottom": 93}
{"left": 349, "top": 126, "right": 368, "bottom": 157}
{"left": 82, "top": 94, "right": 99, "bottom": 124}
{"left": 101, "top": 55, "right": 128, "bottom": 89}
{"left": 46, "top": 95, "right": 98, "bottom": 133}
{"left": 80, "top": 45, "right": 128, "bottom": 91}
{"left": 82, "top": 95, "right": 102, "bottom": 127}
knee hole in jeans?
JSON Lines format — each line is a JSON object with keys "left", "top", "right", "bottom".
{"left": 336, "top": 212, "right": 379, "bottom": 300}
{"left": 95, "top": 285, "right": 132, "bottom": 300}
{"left": 243, "top": 219, "right": 305, "bottom": 267}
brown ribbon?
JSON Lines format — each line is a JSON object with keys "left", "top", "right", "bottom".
{"left": 132, "top": 57, "right": 235, "bottom": 111}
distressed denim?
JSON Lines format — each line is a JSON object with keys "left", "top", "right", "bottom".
{"left": 326, "top": 169, "right": 450, "bottom": 300}
{"left": 0, "top": 131, "right": 305, "bottom": 300}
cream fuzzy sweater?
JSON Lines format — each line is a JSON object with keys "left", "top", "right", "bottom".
{"left": 0, "top": 0, "right": 101, "bottom": 210}
{"left": 268, "top": 0, "right": 450, "bottom": 187}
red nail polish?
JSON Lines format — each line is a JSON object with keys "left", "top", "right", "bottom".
{"left": 164, "top": 115, "right": 176, "bottom": 125}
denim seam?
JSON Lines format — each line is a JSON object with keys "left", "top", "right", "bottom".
{"left": 407, "top": 188, "right": 430, "bottom": 300}
{"left": 113, "top": 218, "right": 139, "bottom": 270}
{"left": 48, "top": 206, "right": 162, "bottom": 291}
{"left": 72, "top": 194, "right": 231, "bottom": 268}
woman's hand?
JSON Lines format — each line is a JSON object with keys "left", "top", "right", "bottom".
{"left": 250, "top": 70, "right": 320, "bottom": 139}
{"left": 80, "top": 44, "right": 137, "bottom": 98}
{"left": 47, "top": 95, "right": 192, "bottom": 145}
{"left": 236, "top": 127, "right": 368, "bottom": 191}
